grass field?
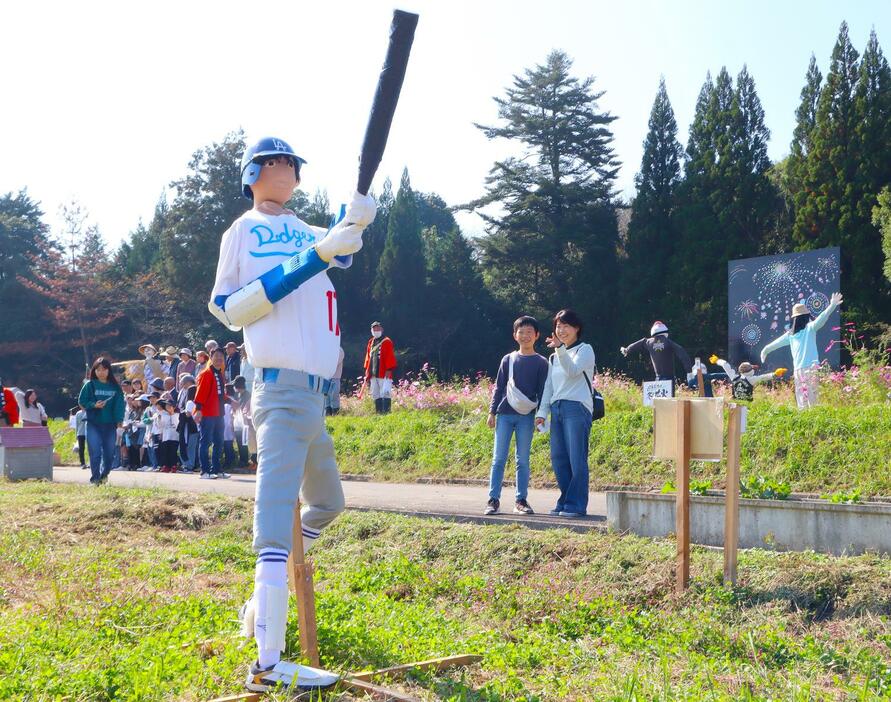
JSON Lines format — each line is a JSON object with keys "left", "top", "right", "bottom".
{"left": 1, "top": 482, "right": 889, "bottom": 700}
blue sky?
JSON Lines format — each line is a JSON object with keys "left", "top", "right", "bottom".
{"left": 1, "top": 0, "right": 888, "bottom": 245}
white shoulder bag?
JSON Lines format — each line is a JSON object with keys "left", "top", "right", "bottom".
{"left": 505, "top": 352, "right": 538, "bottom": 415}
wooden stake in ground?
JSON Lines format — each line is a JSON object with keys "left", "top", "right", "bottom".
{"left": 288, "top": 505, "right": 320, "bottom": 667}
{"left": 724, "top": 403, "right": 743, "bottom": 586}
{"left": 675, "top": 398, "right": 692, "bottom": 593}
{"left": 696, "top": 365, "right": 705, "bottom": 397}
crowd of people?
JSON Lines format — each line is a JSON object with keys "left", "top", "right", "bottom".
{"left": 72, "top": 341, "right": 260, "bottom": 485}
{"left": 64, "top": 321, "right": 401, "bottom": 486}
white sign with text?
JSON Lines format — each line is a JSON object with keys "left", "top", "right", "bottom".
{"left": 643, "top": 380, "right": 673, "bottom": 407}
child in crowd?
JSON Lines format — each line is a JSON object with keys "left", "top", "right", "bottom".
{"left": 73, "top": 407, "right": 87, "bottom": 469}
{"left": 157, "top": 399, "right": 180, "bottom": 473}
{"left": 181, "top": 385, "right": 200, "bottom": 471}
{"left": 223, "top": 384, "right": 238, "bottom": 469}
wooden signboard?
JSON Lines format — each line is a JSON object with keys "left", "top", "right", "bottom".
{"left": 653, "top": 397, "right": 724, "bottom": 461}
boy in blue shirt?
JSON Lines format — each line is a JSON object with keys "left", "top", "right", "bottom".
{"left": 485, "top": 316, "right": 549, "bottom": 515}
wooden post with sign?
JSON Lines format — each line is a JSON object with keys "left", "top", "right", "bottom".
{"left": 288, "top": 505, "right": 320, "bottom": 667}
{"left": 675, "top": 398, "right": 692, "bottom": 593}
{"left": 723, "top": 404, "right": 743, "bottom": 585}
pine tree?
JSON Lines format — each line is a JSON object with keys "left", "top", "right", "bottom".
{"left": 794, "top": 23, "right": 891, "bottom": 324}
{"left": 671, "top": 66, "right": 781, "bottom": 355}
{"left": 852, "top": 30, "right": 891, "bottom": 317}
{"left": 790, "top": 54, "right": 823, "bottom": 176}
{"left": 466, "top": 50, "right": 621, "bottom": 356}
{"left": 373, "top": 169, "right": 425, "bottom": 342}
{"left": 623, "top": 78, "right": 683, "bottom": 341}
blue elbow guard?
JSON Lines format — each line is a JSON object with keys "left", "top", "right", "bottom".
{"left": 259, "top": 247, "right": 328, "bottom": 304}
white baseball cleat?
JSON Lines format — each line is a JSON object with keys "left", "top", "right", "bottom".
{"left": 244, "top": 660, "right": 339, "bottom": 692}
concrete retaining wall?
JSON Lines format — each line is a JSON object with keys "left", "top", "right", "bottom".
{"left": 606, "top": 491, "right": 891, "bottom": 556}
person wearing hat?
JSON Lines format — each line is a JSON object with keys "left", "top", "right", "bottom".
{"left": 760, "top": 292, "right": 843, "bottom": 409}
{"left": 176, "top": 349, "right": 197, "bottom": 391}
{"left": 139, "top": 344, "right": 167, "bottom": 388}
{"left": 164, "top": 346, "right": 181, "bottom": 381}
{"left": 363, "top": 321, "right": 397, "bottom": 413}
{"left": 225, "top": 341, "right": 242, "bottom": 382}
{"left": 205, "top": 339, "right": 219, "bottom": 354}
{"left": 620, "top": 321, "right": 694, "bottom": 396}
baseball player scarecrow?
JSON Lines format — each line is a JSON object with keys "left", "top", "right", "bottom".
{"left": 209, "top": 136, "right": 375, "bottom": 691}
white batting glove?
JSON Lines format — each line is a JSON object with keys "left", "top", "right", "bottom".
{"left": 620, "top": 346, "right": 628, "bottom": 357}
{"left": 345, "top": 191, "right": 377, "bottom": 227}
{"left": 315, "top": 220, "right": 365, "bottom": 262}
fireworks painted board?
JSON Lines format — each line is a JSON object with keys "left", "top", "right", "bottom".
{"left": 727, "top": 247, "right": 840, "bottom": 371}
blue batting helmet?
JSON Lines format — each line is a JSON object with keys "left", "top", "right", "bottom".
{"left": 240, "top": 137, "right": 306, "bottom": 199}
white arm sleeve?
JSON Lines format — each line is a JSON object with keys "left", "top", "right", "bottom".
{"left": 717, "top": 359, "right": 737, "bottom": 380}
{"left": 810, "top": 299, "right": 839, "bottom": 332}
{"left": 554, "top": 343, "right": 595, "bottom": 379}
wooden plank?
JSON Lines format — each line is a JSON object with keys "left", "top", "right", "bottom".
{"left": 348, "top": 654, "right": 484, "bottom": 681}
{"left": 724, "top": 404, "right": 742, "bottom": 586}
{"left": 289, "top": 506, "right": 320, "bottom": 667}
{"left": 675, "top": 398, "right": 691, "bottom": 593}
{"left": 696, "top": 366, "right": 705, "bottom": 397}
{"left": 341, "top": 678, "right": 423, "bottom": 701}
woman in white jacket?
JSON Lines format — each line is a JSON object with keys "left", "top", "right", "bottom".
{"left": 535, "top": 309, "right": 596, "bottom": 518}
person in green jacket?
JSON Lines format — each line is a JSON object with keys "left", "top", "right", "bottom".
{"left": 77, "top": 357, "right": 125, "bottom": 485}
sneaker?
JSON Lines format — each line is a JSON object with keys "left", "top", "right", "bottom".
{"left": 137, "top": 466, "right": 151, "bottom": 472}
{"left": 200, "top": 473, "right": 217, "bottom": 480}
{"left": 484, "top": 498, "right": 499, "bottom": 515}
{"left": 216, "top": 472, "right": 231, "bottom": 479}
{"left": 558, "top": 511, "right": 585, "bottom": 519}
{"left": 514, "top": 500, "right": 534, "bottom": 515}
{"left": 244, "top": 660, "right": 339, "bottom": 692}
{"left": 548, "top": 508, "right": 562, "bottom": 516}
{"left": 80, "top": 464, "right": 87, "bottom": 470}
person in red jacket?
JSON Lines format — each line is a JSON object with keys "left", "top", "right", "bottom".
{"left": 194, "top": 347, "right": 231, "bottom": 479}
{"left": 0, "top": 376, "right": 19, "bottom": 426}
{"left": 363, "top": 321, "right": 397, "bottom": 414}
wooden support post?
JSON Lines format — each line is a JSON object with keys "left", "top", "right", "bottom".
{"left": 675, "top": 398, "right": 691, "bottom": 593}
{"left": 288, "top": 505, "right": 320, "bottom": 667}
{"left": 724, "top": 404, "right": 742, "bottom": 586}
{"left": 696, "top": 365, "right": 705, "bottom": 397}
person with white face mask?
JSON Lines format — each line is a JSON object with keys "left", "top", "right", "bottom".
{"left": 363, "top": 321, "right": 397, "bottom": 413}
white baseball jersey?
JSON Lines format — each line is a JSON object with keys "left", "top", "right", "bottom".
{"left": 210, "top": 210, "right": 349, "bottom": 378}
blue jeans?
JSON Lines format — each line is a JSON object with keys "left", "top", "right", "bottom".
{"left": 199, "top": 416, "right": 224, "bottom": 474}
{"left": 549, "top": 400, "right": 592, "bottom": 515}
{"left": 487, "top": 412, "right": 535, "bottom": 501}
{"left": 86, "top": 422, "right": 117, "bottom": 483}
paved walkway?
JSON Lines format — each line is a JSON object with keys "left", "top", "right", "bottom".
{"left": 52, "top": 466, "right": 607, "bottom": 532}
